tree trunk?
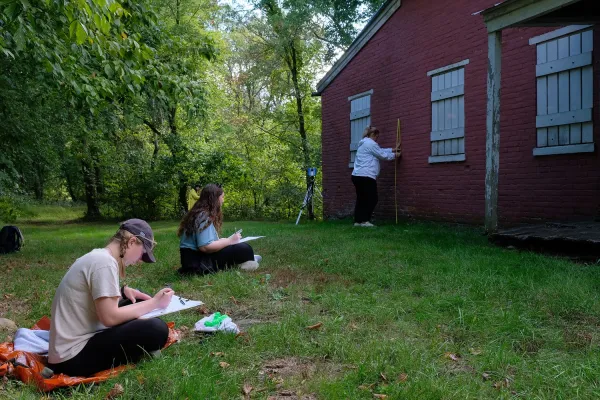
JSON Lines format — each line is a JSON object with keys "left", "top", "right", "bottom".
{"left": 167, "top": 107, "right": 188, "bottom": 214}
{"left": 82, "top": 159, "right": 100, "bottom": 219}
{"left": 143, "top": 119, "right": 161, "bottom": 171}
{"left": 287, "top": 42, "right": 314, "bottom": 220}
{"left": 151, "top": 130, "right": 159, "bottom": 170}
{"left": 64, "top": 171, "right": 78, "bottom": 202}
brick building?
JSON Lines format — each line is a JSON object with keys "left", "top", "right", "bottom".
{"left": 315, "top": 0, "right": 600, "bottom": 228}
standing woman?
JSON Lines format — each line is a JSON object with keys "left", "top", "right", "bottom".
{"left": 48, "top": 219, "right": 174, "bottom": 377}
{"left": 351, "top": 126, "right": 401, "bottom": 227}
{"left": 178, "top": 184, "right": 261, "bottom": 275}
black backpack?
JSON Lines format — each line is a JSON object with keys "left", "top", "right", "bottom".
{"left": 0, "top": 225, "right": 24, "bottom": 254}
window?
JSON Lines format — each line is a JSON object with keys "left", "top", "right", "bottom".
{"left": 531, "top": 26, "right": 594, "bottom": 156}
{"left": 427, "top": 60, "right": 469, "bottom": 163}
{"left": 348, "top": 90, "right": 372, "bottom": 168}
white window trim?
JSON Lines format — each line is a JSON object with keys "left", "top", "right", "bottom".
{"left": 429, "top": 154, "right": 466, "bottom": 164}
{"left": 348, "top": 89, "right": 374, "bottom": 101}
{"left": 533, "top": 143, "right": 594, "bottom": 156}
{"left": 427, "top": 59, "right": 470, "bottom": 77}
{"left": 529, "top": 25, "right": 593, "bottom": 46}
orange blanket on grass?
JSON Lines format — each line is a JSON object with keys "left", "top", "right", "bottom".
{"left": 0, "top": 316, "right": 180, "bottom": 392}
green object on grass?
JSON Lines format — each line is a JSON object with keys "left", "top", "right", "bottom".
{"left": 204, "top": 312, "right": 228, "bottom": 327}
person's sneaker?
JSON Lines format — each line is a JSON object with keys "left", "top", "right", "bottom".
{"left": 254, "top": 254, "right": 262, "bottom": 263}
{"left": 240, "top": 260, "right": 259, "bottom": 271}
{"left": 354, "top": 222, "right": 362, "bottom": 226}
{"left": 149, "top": 349, "right": 162, "bottom": 358}
{"left": 361, "top": 222, "right": 375, "bottom": 227}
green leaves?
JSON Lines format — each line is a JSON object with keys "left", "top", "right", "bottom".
{"left": 69, "top": 21, "right": 88, "bottom": 45}
{"left": 13, "top": 25, "right": 25, "bottom": 51}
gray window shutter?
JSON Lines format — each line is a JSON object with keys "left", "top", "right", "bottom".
{"left": 349, "top": 91, "right": 372, "bottom": 167}
{"left": 534, "top": 27, "right": 594, "bottom": 156}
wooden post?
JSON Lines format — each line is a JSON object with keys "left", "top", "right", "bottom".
{"left": 395, "top": 119, "right": 401, "bottom": 224}
{"left": 485, "top": 31, "right": 502, "bottom": 233}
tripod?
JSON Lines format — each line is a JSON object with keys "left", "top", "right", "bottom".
{"left": 296, "top": 171, "right": 322, "bottom": 225}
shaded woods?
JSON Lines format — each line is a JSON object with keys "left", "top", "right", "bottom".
{"left": 0, "top": 0, "right": 383, "bottom": 221}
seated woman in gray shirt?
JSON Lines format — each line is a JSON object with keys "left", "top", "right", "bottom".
{"left": 178, "top": 184, "right": 260, "bottom": 275}
{"left": 48, "top": 219, "right": 173, "bottom": 377}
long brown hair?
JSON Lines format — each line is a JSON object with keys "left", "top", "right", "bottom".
{"left": 177, "top": 184, "right": 224, "bottom": 237}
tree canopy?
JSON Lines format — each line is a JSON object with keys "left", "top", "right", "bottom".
{"left": 0, "top": 0, "right": 385, "bottom": 222}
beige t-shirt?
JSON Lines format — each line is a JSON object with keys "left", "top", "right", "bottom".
{"left": 48, "top": 248, "right": 121, "bottom": 364}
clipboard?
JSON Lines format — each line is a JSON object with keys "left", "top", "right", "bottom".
{"left": 139, "top": 295, "right": 203, "bottom": 319}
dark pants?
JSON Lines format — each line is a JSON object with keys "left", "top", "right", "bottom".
{"left": 352, "top": 175, "right": 378, "bottom": 223}
{"left": 179, "top": 243, "right": 254, "bottom": 275}
{"left": 49, "top": 317, "right": 168, "bottom": 377}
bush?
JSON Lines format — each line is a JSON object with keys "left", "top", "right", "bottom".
{"left": 0, "top": 197, "right": 20, "bottom": 223}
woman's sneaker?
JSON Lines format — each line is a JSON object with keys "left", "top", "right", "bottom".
{"left": 361, "top": 222, "right": 375, "bottom": 227}
{"left": 254, "top": 254, "right": 262, "bottom": 263}
{"left": 240, "top": 260, "right": 259, "bottom": 271}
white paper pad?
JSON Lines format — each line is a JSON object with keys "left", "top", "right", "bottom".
{"left": 139, "top": 295, "right": 203, "bottom": 319}
{"left": 239, "top": 236, "right": 265, "bottom": 243}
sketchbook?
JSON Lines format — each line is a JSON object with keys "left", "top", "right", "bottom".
{"left": 239, "top": 236, "right": 265, "bottom": 243}
{"left": 139, "top": 295, "right": 203, "bottom": 319}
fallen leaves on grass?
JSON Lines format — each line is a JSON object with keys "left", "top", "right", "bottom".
{"left": 444, "top": 352, "right": 460, "bottom": 361}
{"left": 482, "top": 372, "right": 491, "bottom": 381}
{"left": 210, "top": 352, "right": 225, "bottom": 357}
{"left": 219, "top": 362, "right": 230, "bottom": 369}
{"left": 230, "top": 296, "right": 240, "bottom": 305}
{"left": 373, "top": 394, "right": 388, "bottom": 399}
{"left": 397, "top": 373, "right": 408, "bottom": 383}
{"left": 197, "top": 305, "right": 210, "bottom": 315}
{"left": 305, "top": 322, "right": 323, "bottom": 330}
{"left": 105, "top": 383, "right": 124, "bottom": 399}
{"left": 492, "top": 378, "right": 511, "bottom": 389}
{"left": 358, "top": 383, "right": 376, "bottom": 391}
{"left": 469, "top": 348, "right": 482, "bottom": 356}
{"left": 242, "top": 383, "right": 253, "bottom": 398}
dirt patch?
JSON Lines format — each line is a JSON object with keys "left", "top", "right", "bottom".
{"left": 557, "top": 310, "right": 600, "bottom": 326}
{"left": 512, "top": 338, "right": 545, "bottom": 355}
{"left": 563, "top": 327, "right": 595, "bottom": 350}
{"left": 267, "top": 392, "right": 317, "bottom": 400}
{"left": 269, "top": 268, "right": 351, "bottom": 289}
{"left": 445, "top": 361, "right": 476, "bottom": 375}
{"left": 262, "top": 357, "right": 317, "bottom": 380}
{"left": 0, "top": 295, "right": 31, "bottom": 322}
{"left": 260, "top": 356, "right": 346, "bottom": 398}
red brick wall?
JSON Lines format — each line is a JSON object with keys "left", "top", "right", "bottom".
{"left": 321, "top": 0, "right": 600, "bottom": 225}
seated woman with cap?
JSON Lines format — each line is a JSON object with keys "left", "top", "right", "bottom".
{"left": 178, "top": 184, "right": 261, "bottom": 275}
{"left": 48, "top": 219, "right": 174, "bottom": 377}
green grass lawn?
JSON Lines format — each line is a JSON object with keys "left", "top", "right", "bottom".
{"left": 2, "top": 215, "right": 600, "bottom": 399}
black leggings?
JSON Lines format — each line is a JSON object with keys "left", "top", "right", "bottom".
{"left": 352, "top": 175, "right": 378, "bottom": 223}
{"left": 49, "top": 317, "right": 168, "bottom": 377}
{"left": 179, "top": 243, "right": 254, "bottom": 275}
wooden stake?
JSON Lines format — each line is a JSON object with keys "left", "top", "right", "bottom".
{"left": 395, "top": 119, "right": 401, "bottom": 224}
